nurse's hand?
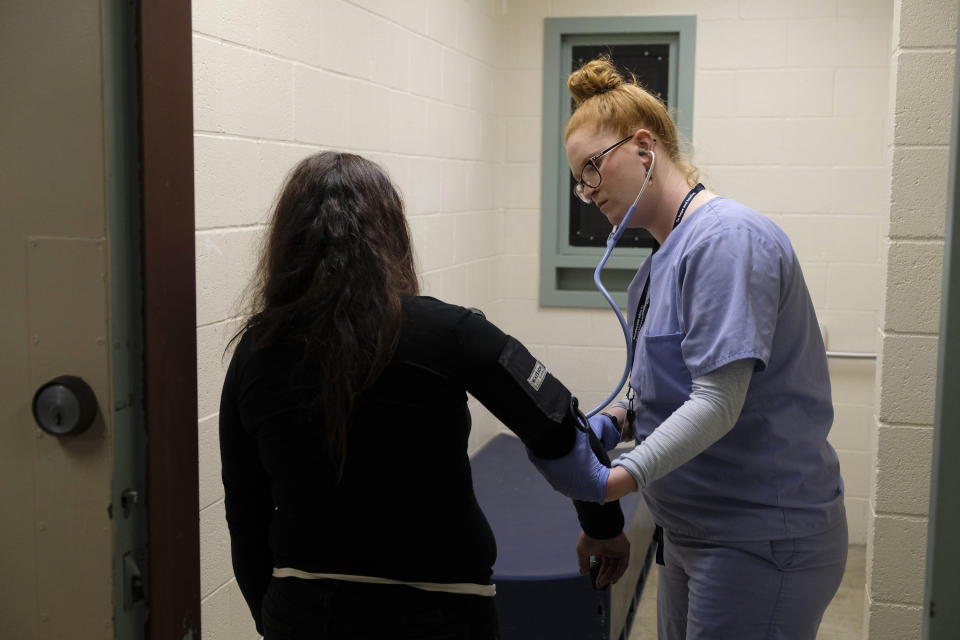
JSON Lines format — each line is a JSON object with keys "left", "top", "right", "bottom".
{"left": 577, "top": 531, "right": 630, "bottom": 588}
{"left": 607, "top": 405, "right": 634, "bottom": 442}
{"left": 527, "top": 427, "right": 610, "bottom": 503}
{"left": 589, "top": 413, "right": 622, "bottom": 450}
{"left": 606, "top": 406, "right": 628, "bottom": 437}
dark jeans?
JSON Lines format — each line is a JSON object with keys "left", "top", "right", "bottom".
{"left": 262, "top": 577, "right": 501, "bottom": 640}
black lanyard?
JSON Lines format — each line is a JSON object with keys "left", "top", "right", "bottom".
{"left": 630, "top": 183, "right": 704, "bottom": 351}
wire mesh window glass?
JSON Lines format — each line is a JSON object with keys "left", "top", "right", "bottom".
{"left": 539, "top": 17, "right": 695, "bottom": 308}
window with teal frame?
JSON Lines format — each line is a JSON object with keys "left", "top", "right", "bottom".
{"left": 539, "top": 16, "right": 696, "bottom": 308}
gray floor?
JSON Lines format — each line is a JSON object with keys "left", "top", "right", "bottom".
{"left": 627, "top": 545, "right": 866, "bottom": 639}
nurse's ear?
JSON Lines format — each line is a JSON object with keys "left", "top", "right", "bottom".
{"left": 631, "top": 128, "right": 656, "bottom": 160}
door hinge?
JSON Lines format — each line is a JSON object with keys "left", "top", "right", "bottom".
{"left": 123, "top": 549, "right": 147, "bottom": 610}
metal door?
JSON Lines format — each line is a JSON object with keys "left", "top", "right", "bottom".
{"left": 0, "top": 2, "right": 146, "bottom": 638}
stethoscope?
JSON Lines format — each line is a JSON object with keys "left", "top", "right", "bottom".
{"left": 583, "top": 150, "right": 656, "bottom": 420}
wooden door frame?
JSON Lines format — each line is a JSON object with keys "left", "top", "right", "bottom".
{"left": 139, "top": 1, "right": 200, "bottom": 637}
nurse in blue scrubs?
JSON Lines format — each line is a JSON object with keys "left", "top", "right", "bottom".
{"left": 565, "top": 56, "right": 848, "bottom": 640}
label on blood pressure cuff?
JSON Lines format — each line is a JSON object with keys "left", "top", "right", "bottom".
{"left": 526, "top": 361, "right": 547, "bottom": 390}
{"left": 498, "top": 336, "right": 569, "bottom": 423}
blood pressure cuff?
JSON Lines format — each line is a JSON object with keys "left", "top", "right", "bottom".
{"left": 496, "top": 336, "right": 575, "bottom": 459}
{"left": 496, "top": 337, "right": 625, "bottom": 537}
{"left": 497, "top": 337, "right": 569, "bottom": 423}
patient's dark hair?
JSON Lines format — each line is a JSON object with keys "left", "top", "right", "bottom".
{"left": 236, "top": 152, "right": 418, "bottom": 478}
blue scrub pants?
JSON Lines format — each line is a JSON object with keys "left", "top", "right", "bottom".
{"left": 656, "top": 520, "right": 848, "bottom": 640}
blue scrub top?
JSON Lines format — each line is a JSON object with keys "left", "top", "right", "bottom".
{"left": 627, "top": 197, "right": 844, "bottom": 541}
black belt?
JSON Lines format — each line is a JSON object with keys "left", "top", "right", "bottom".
{"left": 654, "top": 525, "right": 665, "bottom": 566}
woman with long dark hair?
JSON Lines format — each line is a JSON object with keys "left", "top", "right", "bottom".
{"left": 219, "top": 152, "right": 627, "bottom": 639}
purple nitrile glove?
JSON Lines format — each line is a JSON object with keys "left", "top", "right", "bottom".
{"left": 526, "top": 426, "right": 610, "bottom": 504}
{"left": 589, "top": 413, "right": 621, "bottom": 451}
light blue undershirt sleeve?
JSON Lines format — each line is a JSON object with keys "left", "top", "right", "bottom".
{"left": 612, "top": 358, "right": 754, "bottom": 490}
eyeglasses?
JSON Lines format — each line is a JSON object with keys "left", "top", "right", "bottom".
{"left": 573, "top": 135, "right": 633, "bottom": 203}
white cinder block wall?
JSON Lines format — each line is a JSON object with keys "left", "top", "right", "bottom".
{"left": 192, "top": 1, "right": 907, "bottom": 638}
{"left": 867, "top": 0, "right": 957, "bottom": 637}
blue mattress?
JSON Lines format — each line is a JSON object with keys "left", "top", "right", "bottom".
{"left": 471, "top": 433, "right": 653, "bottom": 640}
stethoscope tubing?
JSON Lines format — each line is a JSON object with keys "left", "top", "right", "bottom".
{"left": 584, "top": 151, "right": 655, "bottom": 419}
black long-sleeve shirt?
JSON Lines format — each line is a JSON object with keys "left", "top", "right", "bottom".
{"left": 219, "top": 295, "right": 623, "bottom": 627}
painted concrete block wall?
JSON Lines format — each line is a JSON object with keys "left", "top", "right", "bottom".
{"left": 496, "top": 0, "right": 891, "bottom": 546}
{"left": 192, "top": 1, "right": 503, "bottom": 637}
{"left": 868, "top": 0, "right": 956, "bottom": 637}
